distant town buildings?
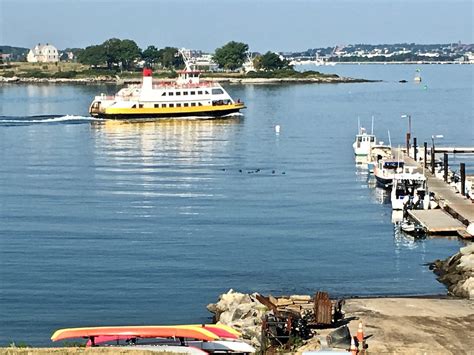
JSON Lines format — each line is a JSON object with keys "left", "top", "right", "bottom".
{"left": 285, "top": 43, "right": 474, "bottom": 64}
{"left": 27, "top": 43, "right": 59, "bottom": 63}
{"left": 182, "top": 49, "right": 218, "bottom": 71}
{"left": 0, "top": 53, "right": 12, "bottom": 61}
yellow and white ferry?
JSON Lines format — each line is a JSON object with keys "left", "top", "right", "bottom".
{"left": 89, "top": 52, "right": 245, "bottom": 119}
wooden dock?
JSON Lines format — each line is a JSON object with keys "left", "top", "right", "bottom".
{"left": 393, "top": 147, "right": 473, "bottom": 237}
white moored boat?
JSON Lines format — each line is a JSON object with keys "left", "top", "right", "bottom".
{"left": 391, "top": 171, "right": 428, "bottom": 210}
{"left": 373, "top": 159, "right": 404, "bottom": 188}
{"left": 353, "top": 127, "right": 376, "bottom": 159}
{"left": 367, "top": 143, "right": 392, "bottom": 173}
{"left": 89, "top": 50, "right": 245, "bottom": 119}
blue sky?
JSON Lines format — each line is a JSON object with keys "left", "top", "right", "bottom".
{"left": 0, "top": 0, "right": 472, "bottom": 51}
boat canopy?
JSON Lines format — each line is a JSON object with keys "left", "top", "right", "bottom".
{"left": 384, "top": 161, "right": 404, "bottom": 169}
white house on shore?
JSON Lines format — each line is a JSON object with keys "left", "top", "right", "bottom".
{"left": 27, "top": 43, "right": 59, "bottom": 63}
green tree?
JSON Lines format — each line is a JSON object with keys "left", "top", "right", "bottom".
{"left": 77, "top": 45, "right": 106, "bottom": 67}
{"left": 157, "top": 47, "right": 184, "bottom": 69}
{"left": 118, "top": 39, "right": 141, "bottom": 70}
{"left": 253, "top": 55, "right": 263, "bottom": 70}
{"left": 213, "top": 41, "right": 249, "bottom": 70}
{"left": 142, "top": 45, "right": 160, "bottom": 66}
{"left": 259, "top": 51, "right": 292, "bottom": 71}
{"left": 102, "top": 38, "right": 122, "bottom": 69}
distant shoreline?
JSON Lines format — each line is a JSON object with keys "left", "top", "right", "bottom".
{"left": 0, "top": 76, "right": 378, "bottom": 85}
{"left": 294, "top": 61, "right": 473, "bottom": 65}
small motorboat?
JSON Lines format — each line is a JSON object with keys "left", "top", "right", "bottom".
{"left": 391, "top": 171, "right": 428, "bottom": 210}
{"left": 373, "top": 159, "right": 404, "bottom": 188}
{"left": 367, "top": 143, "right": 392, "bottom": 173}
{"left": 400, "top": 220, "right": 425, "bottom": 237}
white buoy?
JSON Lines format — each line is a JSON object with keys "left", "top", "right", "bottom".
{"left": 275, "top": 125, "right": 281, "bottom": 134}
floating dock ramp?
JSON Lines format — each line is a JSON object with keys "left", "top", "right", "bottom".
{"left": 407, "top": 210, "right": 466, "bottom": 235}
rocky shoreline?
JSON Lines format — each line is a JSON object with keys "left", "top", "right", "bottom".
{"left": 430, "top": 243, "right": 474, "bottom": 299}
{"left": 0, "top": 76, "right": 376, "bottom": 85}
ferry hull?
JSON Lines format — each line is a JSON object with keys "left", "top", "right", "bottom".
{"left": 94, "top": 107, "right": 243, "bottom": 120}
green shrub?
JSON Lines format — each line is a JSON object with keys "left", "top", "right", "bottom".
{"left": 1, "top": 70, "right": 16, "bottom": 77}
{"left": 19, "top": 70, "right": 49, "bottom": 78}
{"left": 245, "top": 69, "right": 339, "bottom": 79}
{"left": 61, "top": 341, "right": 86, "bottom": 347}
{"left": 52, "top": 70, "right": 77, "bottom": 78}
{"left": 8, "top": 341, "right": 30, "bottom": 348}
{"left": 80, "top": 68, "right": 118, "bottom": 76}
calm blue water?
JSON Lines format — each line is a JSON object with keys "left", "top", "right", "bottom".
{"left": 0, "top": 65, "right": 472, "bottom": 345}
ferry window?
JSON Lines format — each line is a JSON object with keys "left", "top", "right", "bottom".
{"left": 190, "top": 91, "right": 196, "bottom": 95}
{"left": 212, "top": 88, "right": 224, "bottom": 95}
{"left": 198, "top": 103, "right": 203, "bottom": 106}
{"left": 132, "top": 104, "right": 136, "bottom": 108}
{"left": 183, "top": 91, "right": 188, "bottom": 95}
{"left": 154, "top": 104, "right": 159, "bottom": 108}
{"left": 371, "top": 136, "right": 375, "bottom": 142}
{"left": 162, "top": 92, "right": 166, "bottom": 96}
{"left": 191, "top": 103, "right": 196, "bottom": 107}
{"left": 139, "top": 104, "right": 144, "bottom": 108}
{"left": 198, "top": 91, "right": 203, "bottom": 95}
{"left": 176, "top": 92, "right": 181, "bottom": 96}
{"left": 184, "top": 103, "right": 189, "bottom": 107}
{"left": 169, "top": 103, "right": 174, "bottom": 108}
{"left": 177, "top": 103, "right": 181, "bottom": 107}
{"left": 205, "top": 91, "right": 209, "bottom": 94}
{"left": 358, "top": 137, "right": 362, "bottom": 142}
{"left": 162, "top": 104, "right": 167, "bottom": 108}
{"left": 169, "top": 92, "right": 174, "bottom": 96}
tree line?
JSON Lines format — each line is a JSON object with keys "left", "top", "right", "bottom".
{"left": 76, "top": 38, "right": 184, "bottom": 70}
{"left": 76, "top": 38, "right": 292, "bottom": 72}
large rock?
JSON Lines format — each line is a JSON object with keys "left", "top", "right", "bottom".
{"left": 207, "top": 289, "right": 266, "bottom": 349}
{"left": 460, "top": 243, "right": 474, "bottom": 255}
{"left": 431, "top": 243, "right": 474, "bottom": 299}
{"left": 466, "top": 223, "right": 474, "bottom": 236}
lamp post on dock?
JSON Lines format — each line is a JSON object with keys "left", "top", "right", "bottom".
{"left": 431, "top": 134, "right": 444, "bottom": 174}
{"left": 401, "top": 114, "right": 411, "bottom": 156}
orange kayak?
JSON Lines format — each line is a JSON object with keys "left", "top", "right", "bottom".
{"left": 51, "top": 325, "right": 219, "bottom": 342}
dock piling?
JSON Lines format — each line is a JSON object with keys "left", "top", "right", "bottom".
{"left": 413, "top": 138, "right": 418, "bottom": 161}
{"left": 431, "top": 146, "right": 435, "bottom": 174}
{"left": 460, "top": 163, "right": 466, "bottom": 196}
{"left": 444, "top": 153, "right": 448, "bottom": 182}
{"left": 406, "top": 133, "right": 411, "bottom": 157}
{"left": 424, "top": 142, "right": 428, "bottom": 168}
